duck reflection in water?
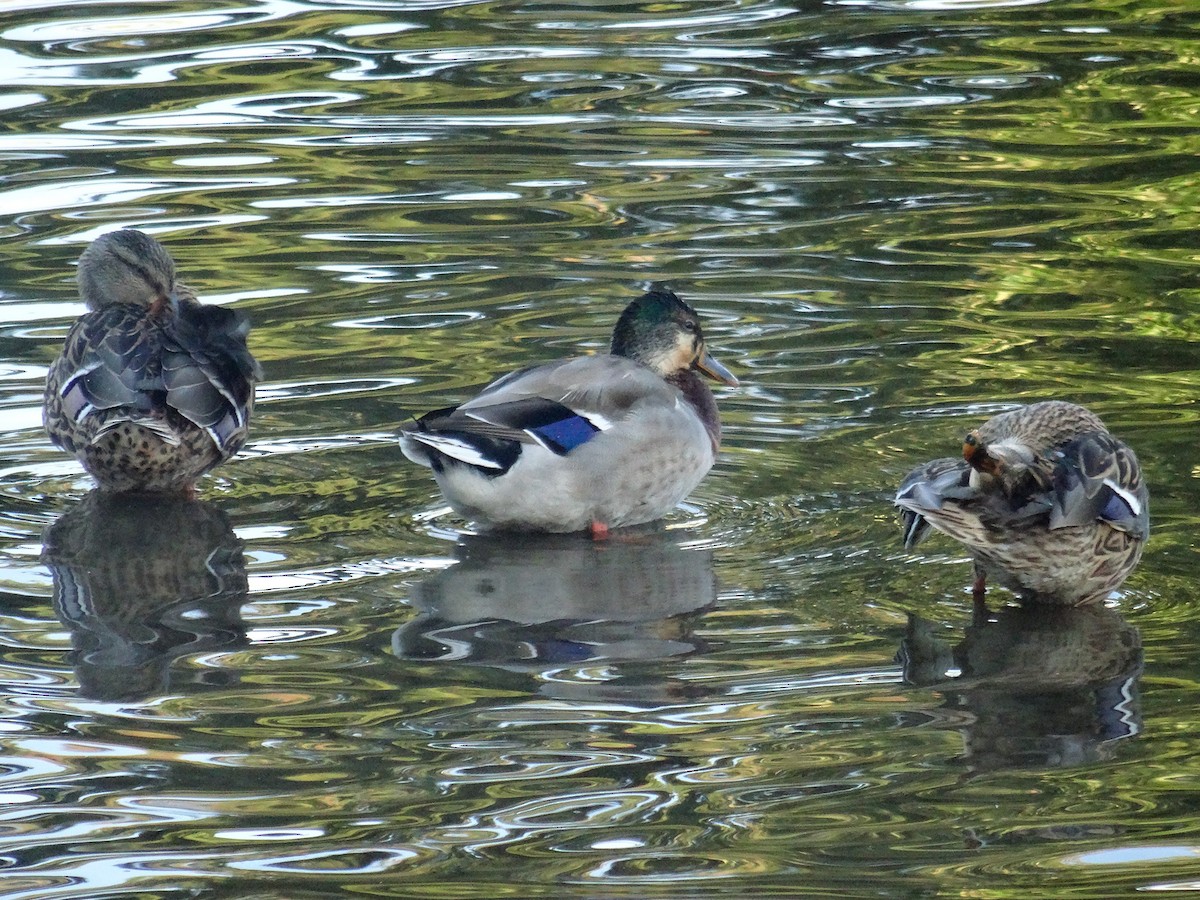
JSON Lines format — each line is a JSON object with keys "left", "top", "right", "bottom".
{"left": 42, "top": 491, "right": 248, "bottom": 701}
{"left": 393, "top": 529, "right": 716, "bottom": 698}
{"left": 897, "top": 602, "right": 1142, "bottom": 771}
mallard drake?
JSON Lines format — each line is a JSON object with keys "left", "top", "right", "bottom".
{"left": 43, "top": 229, "right": 261, "bottom": 493}
{"left": 895, "top": 401, "right": 1149, "bottom": 606}
{"left": 399, "top": 288, "right": 738, "bottom": 535}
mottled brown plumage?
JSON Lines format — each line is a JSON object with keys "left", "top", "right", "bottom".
{"left": 895, "top": 401, "right": 1149, "bottom": 606}
{"left": 43, "top": 230, "right": 261, "bottom": 492}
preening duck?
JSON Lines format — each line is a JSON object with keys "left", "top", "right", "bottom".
{"left": 44, "top": 229, "right": 261, "bottom": 493}
{"left": 895, "top": 401, "right": 1149, "bottom": 606}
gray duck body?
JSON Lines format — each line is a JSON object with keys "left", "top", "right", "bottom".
{"left": 399, "top": 289, "right": 737, "bottom": 533}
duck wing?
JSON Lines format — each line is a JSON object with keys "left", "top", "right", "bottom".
{"left": 51, "top": 305, "right": 169, "bottom": 445}
{"left": 895, "top": 457, "right": 974, "bottom": 549}
{"left": 403, "top": 356, "right": 676, "bottom": 473}
{"left": 1049, "top": 431, "right": 1149, "bottom": 539}
{"left": 161, "top": 302, "right": 261, "bottom": 454}
{"left": 895, "top": 455, "right": 1052, "bottom": 547}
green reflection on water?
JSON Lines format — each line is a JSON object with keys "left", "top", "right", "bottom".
{"left": 0, "top": 0, "right": 1197, "bottom": 897}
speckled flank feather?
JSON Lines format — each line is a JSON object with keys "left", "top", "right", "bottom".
{"left": 399, "top": 288, "right": 737, "bottom": 533}
{"left": 43, "top": 230, "right": 260, "bottom": 493}
{"left": 895, "top": 401, "right": 1150, "bottom": 606}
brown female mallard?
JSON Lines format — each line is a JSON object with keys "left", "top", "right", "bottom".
{"left": 895, "top": 401, "right": 1149, "bottom": 606}
{"left": 43, "top": 229, "right": 261, "bottom": 493}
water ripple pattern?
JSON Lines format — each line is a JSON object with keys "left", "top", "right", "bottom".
{"left": 0, "top": 0, "right": 1196, "bottom": 897}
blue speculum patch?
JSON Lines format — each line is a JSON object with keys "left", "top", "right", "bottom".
{"left": 531, "top": 415, "right": 600, "bottom": 454}
{"left": 1100, "top": 487, "right": 1135, "bottom": 522}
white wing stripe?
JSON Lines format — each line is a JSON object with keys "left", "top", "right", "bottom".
{"left": 412, "top": 433, "right": 504, "bottom": 470}
{"left": 1103, "top": 478, "right": 1142, "bottom": 517}
{"left": 61, "top": 359, "right": 103, "bottom": 395}
{"left": 580, "top": 411, "right": 615, "bottom": 431}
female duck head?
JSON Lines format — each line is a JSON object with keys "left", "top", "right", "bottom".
{"left": 610, "top": 289, "right": 737, "bottom": 385}
{"left": 77, "top": 229, "right": 178, "bottom": 313}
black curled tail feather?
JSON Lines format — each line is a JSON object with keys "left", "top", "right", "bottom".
{"left": 403, "top": 407, "right": 523, "bottom": 476}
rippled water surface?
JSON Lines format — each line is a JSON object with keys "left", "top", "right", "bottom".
{"left": 1, "top": 0, "right": 1199, "bottom": 896}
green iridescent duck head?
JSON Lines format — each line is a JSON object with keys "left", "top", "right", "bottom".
{"left": 610, "top": 288, "right": 737, "bottom": 386}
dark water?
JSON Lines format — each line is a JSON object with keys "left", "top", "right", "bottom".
{"left": 1, "top": 0, "right": 1199, "bottom": 896}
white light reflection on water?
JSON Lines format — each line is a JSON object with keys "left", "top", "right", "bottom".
{"left": 0, "top": 0, "right": 1193, "bottom": 896}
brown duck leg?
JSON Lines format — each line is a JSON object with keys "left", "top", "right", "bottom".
{"left": 971, "top": 564, "right": 989, "bottom": 621}
{"left": 970, "top": 563, "right": 987, "bottom": 598}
